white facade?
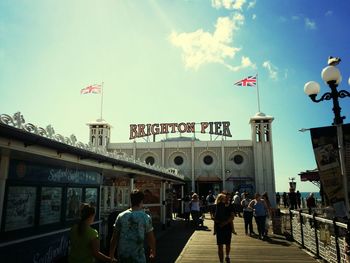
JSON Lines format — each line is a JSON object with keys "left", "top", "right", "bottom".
{"left": 88, "top": 112, "right": 276, "bottom": 206}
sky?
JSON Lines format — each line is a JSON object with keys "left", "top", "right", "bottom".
{"left": 0, "top": 0, "right": 350, "bottom": 192}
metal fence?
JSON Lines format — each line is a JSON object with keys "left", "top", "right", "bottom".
{"left": 279, "top": 209, "right": 349, "bottom": 263}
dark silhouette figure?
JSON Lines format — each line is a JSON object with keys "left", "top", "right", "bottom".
{"left": 276, "top": 192, "right": 281, "bottom": 207}
{"left": 288, "top": 189, "right": 297, "bottom": 210}
{"left": 296, "top": 191, "right": 301, "bottom": 209}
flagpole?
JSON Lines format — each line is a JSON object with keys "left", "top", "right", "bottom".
{"left": 100, "top": 82, "right": 104, "bottom": 120}
{"left": 256, "top": 73, "right": 261, "bottom": 113}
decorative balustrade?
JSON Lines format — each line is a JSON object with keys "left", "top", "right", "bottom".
{"left": 280, "top": 209, "right": 349, "bottom": 263}
{"left": 0, "top": 112, "right": 184, "bottom": 180}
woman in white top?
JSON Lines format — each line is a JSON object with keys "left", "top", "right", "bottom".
{"left": 183, "top": 195, "right": 191, "bottom": 223}
{"left": 190, "top": 193, "right": 201, "bottom": 228}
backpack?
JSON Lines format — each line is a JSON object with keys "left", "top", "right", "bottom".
{"left": 208, "top": 194, "right": 215, "bottom": 203}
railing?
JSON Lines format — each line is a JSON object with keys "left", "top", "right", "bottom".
{"left": 279, "top": 209, "right": 349, "bottom": 263}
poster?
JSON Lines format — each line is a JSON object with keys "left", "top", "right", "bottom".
{"left": 314, "top": 144, "right": 339, "bottom": 171}
{"left": 85, "top": 188, "right": 98, "bottom": 206}
{"left": 5, "top": 186, "right": 36, "bottom": 231}
{"left": 40, "top": 187, "right": 62, "bottom": 225}
{"left": 135, "top": 181, "right": 161, "bottom": 204}
{"left": 117, "top": 188, "right": 123, "bottom": 207}
{"left": 310, "top": 124, "right": 350, "bottom": 217}
{"left": 124, "top": 188, "right": 129, "bottom": 206}
{"left": 66, "top": 188, "right": 82, "bottom": 220}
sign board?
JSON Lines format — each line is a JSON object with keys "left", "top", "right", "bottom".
{"left": 310, "top": 124, "right": 350, "bottom": 217}
{"left": 129, "top": 121, "right": 232, "bottom": 139}
{"left": 9, "top": 160, "right": 101, "bottom": 185}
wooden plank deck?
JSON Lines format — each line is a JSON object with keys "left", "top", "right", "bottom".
{"left": 175, "top": 214, "right": 319, "bottom": 263}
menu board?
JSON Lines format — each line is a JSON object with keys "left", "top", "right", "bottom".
{"left": 85, "top": 188, "right": 98, "bottom": 206}
{"left": 5, "top": 186, "right": 36, "bottom": 231}
{"left": 66, "top": 188, "right": 82, "bottom": 220}
{"left": 123, "top": 188, "right": 129, "bottom": 206}
{"left": 117, "top": 188, "right": 123, "bottom": 207}
{"left": 40, "top": 187, "right": 62, "bottom": 225}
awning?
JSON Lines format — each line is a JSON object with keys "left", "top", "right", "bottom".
{"left": 299, "top": 169, "right": 320, "bottom": 182}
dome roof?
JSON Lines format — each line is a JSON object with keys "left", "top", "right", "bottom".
{"left": 161, "top": 136, "right": 199, "bottom": 142}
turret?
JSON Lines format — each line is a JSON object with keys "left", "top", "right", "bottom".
{"left": 250, "top": 112, "right": 276, "bottom": 206}
{"left": 87, "top": 119, "right": 111, "bottom": 149}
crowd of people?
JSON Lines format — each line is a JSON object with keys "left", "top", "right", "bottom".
{"left": 67, "top": 189, "right": 277, "bottom": 263}
{"left": 181, "top": 190, "right": 274, "bottom": 263}
{"left": 68, "top": 189, "right": 156, "bottom": 263}
{"left": 275, "top": 190, "right": 317, "bottom": 212}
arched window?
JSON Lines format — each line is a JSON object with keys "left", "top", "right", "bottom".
{"left": 174, "top": 156, "right": 184, "bottom": 166}
{"left": 233, "top": 155, "right": 244, "bottom": 165}
{"left": 145, "top": 156, "right": 155, "bottom": 165}
{"left": 203, "top": 155, "right": 213, "bottom": 165}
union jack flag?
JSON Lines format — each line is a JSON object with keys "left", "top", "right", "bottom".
{"left": 234, "top": 75, "right": 257, "bottom": 87}
{"left": 80, "top": 84, "right": 102, "bottom": 94}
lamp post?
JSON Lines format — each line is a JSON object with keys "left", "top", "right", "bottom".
{"left": 304, "top": 58, "right": 350, "bottom": 217}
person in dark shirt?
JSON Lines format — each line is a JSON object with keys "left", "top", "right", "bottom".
{"left": 296, "top": 191, "right": 301, "bottom": 209}
{"left": 276, "top": 192, "right": 281, "bottom": 207}
{"left": 282, "top": 192, "right": 288, "bottom": 208}
{"left": 288, "top": 189, "right": 297, "bottom": 210}
{"left": 306, "top": 192, "right": 316, "bottom": 214}
{"left": 214, "top": 192, "right": 235, "bottom": 263}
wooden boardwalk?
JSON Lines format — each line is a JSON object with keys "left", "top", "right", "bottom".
{"left": 175, "top": 214, "right": 319, "bottom": 263}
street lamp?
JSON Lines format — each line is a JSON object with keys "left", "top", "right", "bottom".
{"left": 304, "top": 57, "right": 350, "bottom": 217}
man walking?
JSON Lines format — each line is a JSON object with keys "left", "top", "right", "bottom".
{"left": 206, "top": 190, "right": 216, "bottom": 218}
{"left": 109, "top": 189, "right": 156, "bottom": 263}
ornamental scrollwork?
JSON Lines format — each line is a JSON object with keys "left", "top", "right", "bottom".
{"left": 0, "top": 111, "right": 183, "bottom": 179}
{"left": 338, "top": 90, "right": 350, "bottom": 99}
{"left": 13, "top": 112, "right": 25, "bottom": 129}
{"left": 37, "top": 127, "right": 48, "bottom": 137}
{"left": 70, "top": 134, "right": 77, "bottom": 146}
{"left": 23, "top": 123, "right": 38, "bottom": 133}
{"left": 0, "top": 114, "right": 14, "bottom": 126}
{"left": 46, "top": 125, "right": 55, "bottom": 138}
{"left": 54, "top": 134, "right": 65, "bottom": 143}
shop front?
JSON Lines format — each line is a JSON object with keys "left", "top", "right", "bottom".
{"left": 0, "top": 116, "right": 185, "bottom": 263}
{"left": 0, "top": 158, "right": 101, "bottom": 263}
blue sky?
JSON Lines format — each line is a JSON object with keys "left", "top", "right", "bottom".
{"left": 1, "top": 0, "right": 349, "bottom": 192}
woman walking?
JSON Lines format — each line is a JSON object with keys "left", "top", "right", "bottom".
{"left": 241, "top": 193, "right": 254, "bottom": 236}
{"left": 68, "top": 204, "right": 116, "bottom": 263}
{"left": 249, "top": 193, "right": 268, "bottom": 240}
{"left": 214, "top": 193, "right": 235, "bottom": 263}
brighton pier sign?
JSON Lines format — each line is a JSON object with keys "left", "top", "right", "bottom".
{"left": 129, "top": 121, "right": 232, "bottom": 140}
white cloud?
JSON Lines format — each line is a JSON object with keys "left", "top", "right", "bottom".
{"left": 211, "top": 0, "right": 246, "bottom": 10}
{"left": 305, "top": 18, "right": 316, "bottom": 30}
{"left": 252, "top": 14, "right": 257, "bottom": 20}
{"left": 170, "top": 15, "right": 255, "bottom": 71}
{"left": 291, "top": 15, "right": 300, "bottom": 20}
{"left": 262, "top": 61, "right": 278, "bottom": 80}
{"left": 247, "top": 0, "right": 256, "bottom": 9}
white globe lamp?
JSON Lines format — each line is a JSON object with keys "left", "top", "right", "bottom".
{"left": 304, "top": 81, "right": 320, "bottom": 96}
{"left": 321, "top": 66, "right": 341, "bottom": 84}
